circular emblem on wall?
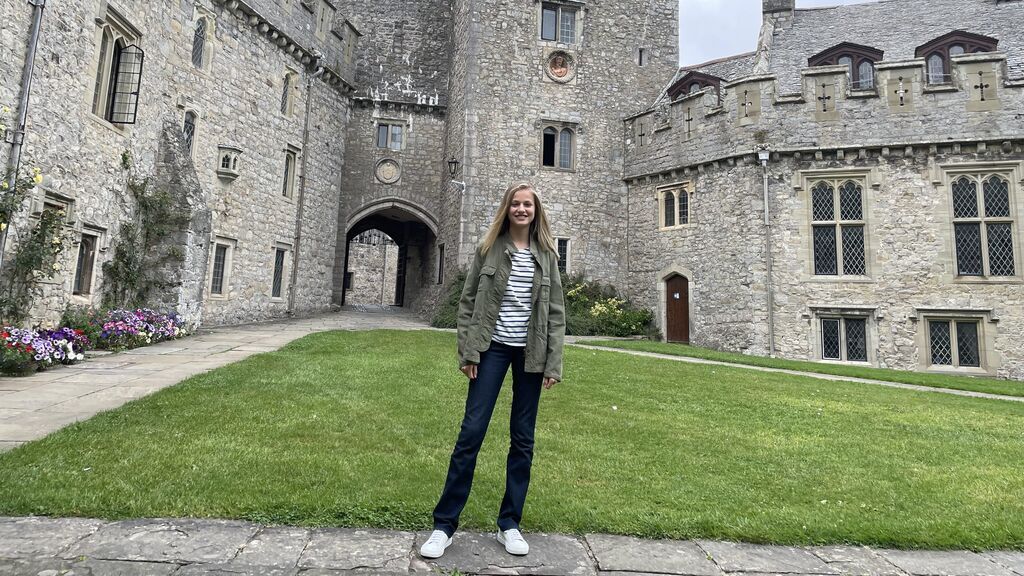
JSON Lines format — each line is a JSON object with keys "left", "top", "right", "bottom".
{"left": 545, "top": 51, "right": 576, "bottom": 83}
{"left": 375, "top": 158, "right": 401, "bottom": 184}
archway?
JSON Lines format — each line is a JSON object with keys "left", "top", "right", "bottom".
{"left": 338, "top": 198, "right": 439, "bottom": 310}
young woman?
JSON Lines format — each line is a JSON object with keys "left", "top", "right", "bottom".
{"left": 420, "top": 182, "right": 565, "bottom": 559}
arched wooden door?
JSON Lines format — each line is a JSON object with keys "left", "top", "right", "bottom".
{"left": 666, "top": 275, "right": 690, "bottom": 343}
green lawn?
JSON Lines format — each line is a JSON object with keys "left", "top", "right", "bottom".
{"left": 582, "top": 339, "right": 1024, "bottom": 398}
{"left": 1, "top": 330, "right": 1023, "bottom": 550}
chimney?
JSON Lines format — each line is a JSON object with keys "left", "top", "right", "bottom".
{"left": 762, "top": 0, "right": 795, "bottom": 15}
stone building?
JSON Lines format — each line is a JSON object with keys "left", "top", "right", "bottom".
{"left": 625, "top": 0, "right": 1024, "bottom": 379}
{"left": 3, "top": 0, "right": 1023, "bottom": 380}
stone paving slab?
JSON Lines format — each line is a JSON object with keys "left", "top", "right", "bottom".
{"left": 414, "top": 531, "right": 595, "bottom": 576}
{"left": 586, "top": 534, "right": 721, "bottom": 575}
{"left": 878, "top": 550, "right": 1017, "bottom": 576}
{"left": 0, "top": 556, "right": 181, "bottom": 576}
{"left": 231, "top": 526, "right": 311, "bottom": 567}
{"left": 810, "top": 546, "right": 906, "bottom": 576}
{"left": 982, "top": 552, "right": 1024, "bottom": 576}
{"left": 697, "top": 541, "right": 840, "bottom": 575}
{"left": 298, "top": 528, "right": 413, "bottom": 572}
{"left": 0, "top": 516, "right": 105, "bottom": 557}
{"left": 174, "top": 564, "right": 299, "bottom": 575}
{"left": 63, "top": 518, "right": 260, "bottom": 564}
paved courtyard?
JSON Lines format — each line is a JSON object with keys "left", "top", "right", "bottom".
{"left": 2, "top": 309, "right": 1023, "bottom": 575}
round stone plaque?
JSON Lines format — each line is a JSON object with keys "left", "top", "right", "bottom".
{"left": 375, "top": 158, "right": 401, "bottom": 184}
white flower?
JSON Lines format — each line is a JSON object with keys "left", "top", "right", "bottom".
{"left": 0, "top": 106, "right": 10, "bottom": 115}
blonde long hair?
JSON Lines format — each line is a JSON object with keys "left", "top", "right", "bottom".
{"left": 480, "top": 182, "right": 557, "bottom": 256}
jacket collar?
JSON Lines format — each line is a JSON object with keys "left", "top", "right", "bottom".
{"left": 499, "top": 233, "right": 547, "bottom": 275}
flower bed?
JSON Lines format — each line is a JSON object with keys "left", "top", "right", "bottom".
{"left": 1, "top": 308, "right": 191, "bottom": 376}
{"left": 1, "top": 327, "right": 88, "bottom": 375}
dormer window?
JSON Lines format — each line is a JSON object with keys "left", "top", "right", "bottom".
{"left": 915, "top": 31, "right": 998, "bottom": 85}
{"left": 216, "top": 145, "right": 242, "bottom": 180}
{"left": 667, "top": 71, "right": 722, "bottom": 102}
{"left": 808, "top": 42, "right": 883, "bottom": 90}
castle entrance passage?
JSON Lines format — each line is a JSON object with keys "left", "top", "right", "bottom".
{"left": 339, "top": 199, "right": 438, "bottom": 310}
{"left": 665, "top": 274, "right": 690, "bottom": 343}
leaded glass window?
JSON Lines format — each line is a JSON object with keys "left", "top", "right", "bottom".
{"left": 820, "top": 317, "right": 868, "bottom": 362}
{"left": 182, "top": 111, "right": 197, "bottom": 154}
{"left": 857, "top": 60, "right": 874, "bottom": 89}
{"left": 192, "top": 18, "right": 207, "bottom": 69}
{"left": 272, "top": 248, "right": 286, "bottom": 298}
{"left": 282, "top": 150, "right": 296, "bottom": 198}
{"left": 558, "top": 128, "right": 573, "bottom": 169}
{"left": 951, "top": 174, "right": 1016, "bottom": 277}
{"left": 557, "top": 238, "right": 569, "bottom": 273}
{"left": 211, "top": 244, "right": 228, "bottom": 295}
{"left": 810, "top": 179, "right": 866, "bottom": 276}
{"left": 281, "top": 72, "right": 294, "bottom": 114}
{"left": 928, "top": 319, "right": 982, "bottom": 368}
{"left": 663, "top": 192, "right": 675, "bottom": 228}
{"left": 927, "top": 53, "right": 946, "bottom": 84}
{"left": 678, "top": 188, "right": 689, "bottom": 225}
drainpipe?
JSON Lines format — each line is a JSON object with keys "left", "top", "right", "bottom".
{"left": 0, "top": 0, "right": 46, "bottom": 274}
{"left": 756, "top": 145, "right": 775, "bottom": 357}
{"left": 287, "top": 57, "right": 325, "bottom": 315}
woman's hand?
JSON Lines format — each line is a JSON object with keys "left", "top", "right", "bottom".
{"left": 460, "top": 364, "right": 478, "bottom": 380}
{"left": 543, "top": 377, "right": 558, "bottom": 390}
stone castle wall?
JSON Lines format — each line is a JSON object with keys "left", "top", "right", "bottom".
{"left": 0, "top": 0, "right": 351, "bottom": 325}
{"left": 344, "top": 238, "right": 398, "bottom": 305}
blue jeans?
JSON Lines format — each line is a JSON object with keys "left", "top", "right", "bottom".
{"left": 432, "top": 340, "right": 544, "bottom": 536}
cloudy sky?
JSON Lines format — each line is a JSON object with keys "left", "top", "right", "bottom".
{"left": 678, "top": 0, "right": 876, "bottom": 66}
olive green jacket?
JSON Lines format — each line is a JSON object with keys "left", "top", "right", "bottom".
{"left": 457, "top": 234, "right": 566, "bottom": 381}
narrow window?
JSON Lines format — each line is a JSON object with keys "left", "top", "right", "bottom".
{"left": 211, "top": 244, "right": 228, "bottom": 295}
{"left": 837, "top": 55, "right": 853, "bottom": 75}
{"left": 927, "top": 53, "right": 946, "bottom": 84}
{"left": 390, "top": 125, "right": 403, "bottom": 151}
{"left": 73, "top": 234, "right": 98, "bottom": 296}
{"left": 272, "top": 248, "right": 286, "bottom": 298}
{"left": 221, "top": 153, "right": 232, "bottom": 170}
{"left": 436, "top": 243, "right": 445, "bottom": 285}
{"left": 857, "top": 60, "right": 874, "bottom": 89}
{"left": 192, "top": 18, "right": 206, "bottom": 69}
{"left": 678, "top": 188, "right": 689, "bottom": 225}
{"left": 821, "top": 319, "right": 841, "bottom": 360}
{"left": 560, "top": 7, "right": 576, "bottom": 43}
{"left": 638, "top": 48, "right": 645, "bottom": 67}
{"left": 282, "top": 150, "right": 297, "bottom": 197}
{"left": 542, "top": 127, "right": 557, "bottom": 167}
{"left": 558, "top": 128, "right": 573, "bottom": 169}
{"left": 541, "top": 5, "right": 557, "bottom": 40}
{"left": 377, "top": 124, "right": 389, "bottom": 148}
{"left": 92, "top": 29, "right": 112, "bottom": 115}
{"left": 663, "top": 192, "right": 676, "bottom": 227}
{"left": 281, "top": 72, "right": 295, "bottom": 115}
{"left": 107, "top": 41, "right": 144, "bottom": 124}
{"left": 557, "top": 238, "right": 569, "bottom": 273}
{"left": 182, "top": 111, "right": 197, "bottom": 155}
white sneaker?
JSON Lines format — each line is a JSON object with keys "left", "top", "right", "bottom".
{"left": 419, "top": 529, "right": 453, "bottom": 559}
{"left": 497, "top": 528, "right": 529, "bottom": 555}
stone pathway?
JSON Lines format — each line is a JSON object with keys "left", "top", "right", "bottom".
{"left": 1, "top": 516, "right": 1022, "bottom": 576}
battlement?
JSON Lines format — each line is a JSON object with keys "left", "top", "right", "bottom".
{"left": 625, "top": 51, "right": 1024, "bottom": 180}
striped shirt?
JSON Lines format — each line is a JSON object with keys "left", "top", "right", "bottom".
{"left": 492, "top": 248, "right": 535, "bottom": 347}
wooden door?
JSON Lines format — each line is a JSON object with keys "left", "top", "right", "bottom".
{"left": 666, "top": 275, "right": 690, "bottom": 343}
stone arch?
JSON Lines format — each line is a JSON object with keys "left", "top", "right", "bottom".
{"left": 657, "top": 264, "right": 695, "bottom": 343}
{"left": 337, "top": 198, "right": 440, "bottom": 309}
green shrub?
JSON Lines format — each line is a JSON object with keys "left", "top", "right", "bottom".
{"left": 59, "top": 306, "right": 103, "bottom": 348}
{"left": 431, "top": 269, "right": 652, "bottom": 337}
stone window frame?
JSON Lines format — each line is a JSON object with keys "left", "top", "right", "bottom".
{"left": 556, "top": 237, "right": 570, "bottom": 273}
{"left": 913, "top": 308, "right": 998, "bottom": 376}
{"left": 315, "top": 0, "right": 336, "bottom": 40}
{"left": 937, "top": 161, "right": 1023, "bottom": 285}
{"left": 217, "top": 145, "right": 242, "bottom": 180}
{"left": 657, "top": 181, "right": 692, "bottom": 231}
{"left": 808, "top": 42, "right": 883, "bottom": 91}
{"left": 539, "top": 1, "right": 582, "bottom": 45}
{"left": 182, "top": 109, "right": 199, "bottom": 158}
{"left": 809, "top": 306, "right": 875, "bottom": 365}
{"left": 190, "top": 8, "right": 216, "bottom": 73}
{"left": 795, "top": 168, "right": 879, "bottom": 283}
{"left": 915, "top": 30, "right": 998, "bottom": 85}
{"left": 436, "top": 243, "right": 445, "bottom": 285}
{"left": 270, "top": 242, "right": 293, "bottom": 301}
{"left": 282, "top": 144, "right": 301, "bottom": 199}
{"left": 281, "top": 68, "right": 300, "bottom": 117}
{"left": 375, "top": 119, "right": 406, "bottom": 152}
{"left": 88, "top": 5, "right": 143, "bottom": 130}
{"left": 208, "top": 236, "right": 237, "bottom": 300}
{"left": 540, "top": 122, "right": 576, "bottom": 171}
{"left": 69, "top": 223, "right": 107, "bottom": 303}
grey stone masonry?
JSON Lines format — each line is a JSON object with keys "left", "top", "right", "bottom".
{"left": 3, "top": 517, "right": 1024, "bottom": 576}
